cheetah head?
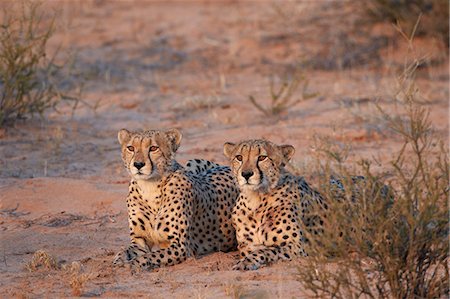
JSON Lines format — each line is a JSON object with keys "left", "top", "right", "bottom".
{"left": 223, "top": 139, "right": 295, "bottom": 193}
{"left": 118, "top": 128, "right": 182, "bottom": 181}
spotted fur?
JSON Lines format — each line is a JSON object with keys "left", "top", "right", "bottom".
{"left": 185, "top": 159, "right": 221, "bottom": 175}
{"left": 223, "top": 139, "right": 325, "bottom": 270}
{"left": 113, "top": 128, "right": 238, "bottom": 271}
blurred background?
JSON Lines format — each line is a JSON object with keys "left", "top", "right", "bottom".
{"left": 0, "top": 0, "right": 448, "bottom": 179}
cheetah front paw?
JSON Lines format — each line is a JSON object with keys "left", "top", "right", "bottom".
{"left": 128, "top": 255, "right": 156, "bottom": 273}
{"left": 232, "top": 258, "right": 262, "bottom": 271}
{"left": 113, "top": 250, "right": 127, "bottom": 266}
{"left": 112, "top": 244, "right": 147, "bottom": 267}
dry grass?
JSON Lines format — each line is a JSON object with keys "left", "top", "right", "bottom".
{"left": 62, "top": 261, "right": 93, "bottom": 296}
{"left": 25, "top": 250, "right": 58, "bottom": 272}
{"left": 248, "top": 68, "right": 317, "bottom": 116}
{"left": 223, "top": 281, "right": 245, "bottom": 299}
{"left": 25, "top": 250, "right": 92, "bottom": 296}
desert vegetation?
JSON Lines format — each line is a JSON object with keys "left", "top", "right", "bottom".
{"left": 0, "top": 2, "right": 83, "bottom": 128}
{"left": 294, "top": 17, "right": 448, "bottom": 298}
{"left": 297, "top": 62, "right": 449, "bottom": 298}
{"left": 248, "top": 68, "right": 317, "bottom": 116}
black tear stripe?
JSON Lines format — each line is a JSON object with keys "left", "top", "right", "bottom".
{"left": 256, "top": 157, "right": 264, "bottom": 184}
{"left": 257, "top": 146, "right": 264, "bottom": 180}
{"left": 149, "top": 157, "right": 155, "bottom": 173}
{"left": 257, "top": 167, "right": 264, "bottom": 185}
{"left": 147, "top": 137, "right": 157, "bottom": 172}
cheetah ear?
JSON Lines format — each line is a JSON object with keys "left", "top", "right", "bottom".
{"left": 118, "top": 129, "right": 131, "bottom": 145}
{"left": 223, "top": 142, "right": 237, "bottom": 159}
{"left": 165, "top": 128, "right": 182, "bottom": 152}
{"left": 279, "top": 144, "right": 295, "bottom": 162}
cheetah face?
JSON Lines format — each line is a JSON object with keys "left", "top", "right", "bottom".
{"left": 118, "top": 128, "right": 182, "bottom": 181}
{"left": 223, "top": 139, "right": 295, "bottom": 193}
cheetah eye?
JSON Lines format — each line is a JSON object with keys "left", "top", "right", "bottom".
{"left": 149, "top": 146, "right": 159, "bottom": 152}
{"left": 258, "top": 155, "right": 267, "bottom": 162}
{"left": 127, "top": 146, "right": 135, "bottom": 152}
{"left": 235, "top": 155, "right": 243, "bottom": 162}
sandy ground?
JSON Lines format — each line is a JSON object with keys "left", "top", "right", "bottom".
{"left": 0, "top": 1, "right": 448, "bottom": 298}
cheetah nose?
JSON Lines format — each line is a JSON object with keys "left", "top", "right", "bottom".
{"left": 242, "top": 171, "right": 254, "bottom": 181}
{"left": 134, "top": 162, "right": 145, "bottom": 170}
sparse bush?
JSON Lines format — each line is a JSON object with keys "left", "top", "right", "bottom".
{"left": 248, "top": 69, "right": 317, "bottom": 116}
{"left": 25, "top": 250, "right": 92, "bottom": 295}
{"left": 297, "top": 33, "right": 449, "bottom": 298}
{"left": 223, "top": 282, "right": 245, "bottom": 299}
{"left": 0, "top": 1, "right": 79, "bottom": 128}
{"left": 25, "top": 250, "right": 58, "bottom": 272}
{"left": 62, "top": 261, "right": 92, "bottom": 296}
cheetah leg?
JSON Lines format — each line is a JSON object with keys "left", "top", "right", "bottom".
{"left": 129, "top": 243, "right": 188, "bottom": 272}
{"left": 233, "top": 244, "right": 304, "bottom": 271}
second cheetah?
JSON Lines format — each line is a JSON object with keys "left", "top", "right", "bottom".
{"left": 223, "top": 139, "right": 326, "bottom": 270}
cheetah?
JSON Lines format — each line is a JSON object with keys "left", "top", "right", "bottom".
{"left": 185, "top": 159, "right": 221, "bottom": 175}
{"left": 113, "top": 128, "right": 238, "bottom": 271}
{"left": 223, "top": 139, "right": 326, "bottom": 270}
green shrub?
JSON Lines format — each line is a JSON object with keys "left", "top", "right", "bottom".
{"left": 0, "top": 2, "right": 77, "bottom": 128}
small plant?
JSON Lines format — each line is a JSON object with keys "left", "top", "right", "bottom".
{"left": 248, "top": 69, "right": 317, "bottom": 116}
{"left": 0, "top": 1, "right": 79, "bottom": 128}
{"left": 62, "top": 261, "right": 92, "bottom": 296}
{"left": 25, "top": 250, "right": 58, "bottom": 272}
{"left": 25, "top": 250, "right": 92, "bottom": 295}
{"left": 223, "top": 282, "right": 245, "bottom": 299}
{"left": 296, "top": 26, "right": 449, "bottom": 298}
